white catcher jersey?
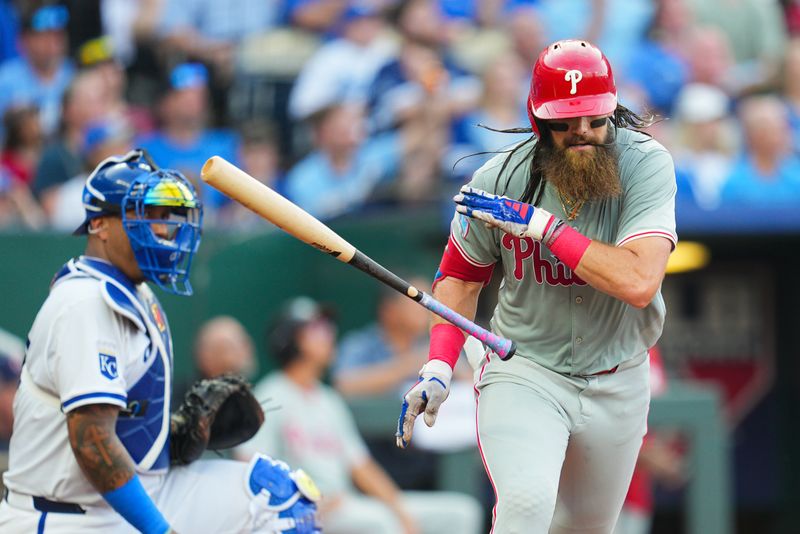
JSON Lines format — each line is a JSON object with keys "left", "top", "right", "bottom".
{"left": 3, "top": 256, "right": 173, "bottom": 507}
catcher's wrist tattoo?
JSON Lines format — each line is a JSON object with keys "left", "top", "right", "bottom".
{"left": 67, "top": 404, "right": 134, "bottom": 493}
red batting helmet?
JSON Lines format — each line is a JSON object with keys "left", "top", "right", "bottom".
{"left": 527, "top": 40, "right": 618, "bottom": 135}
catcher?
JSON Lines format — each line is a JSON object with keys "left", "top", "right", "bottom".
{"left": 0, "top": 150, "right": 320, "bottom": 533}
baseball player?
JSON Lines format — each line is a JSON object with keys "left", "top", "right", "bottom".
{"left": 397, "top": 40, "right": 677, "bottom": 534}
{"left": 0, "top": 150, "right": 319, "bottom": 533}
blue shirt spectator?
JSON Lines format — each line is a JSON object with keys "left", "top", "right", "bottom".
{"left": 0, "top": 4, "right": 74, "bottom": 136}
{"left": 288, "top": 4, "right": 397, "bottom": 120}
{"left": 719, "top": 154, "right": 800, "bottom": 206}
{"left": 437, "top": 0, "right": 479, "bottom": 21}
{"left": 334, "top": 323, "right": 427, "bottom": 397}
{"left": 157, "top": 0, "right": 283, "bottom": 82}
{"left": 671, "top": 83, "right": 736, "bottom": 210}
{"left": 719, "top": 95, "right": 800, "bottom": 207}
{"left": 138, "top": 130, "right": 239, "bottom": 210}
{"left": 336, "top": 323, "right": 402, "bottom": 374}
{"left": 333, "top": 283, "right": 431, "bottom": 398}
{"left": 624, "top": 40, "right": 688, "bottom": 115}
{"left": 0, "top": 59, "right": 74, "bottom": 136}
{"left": 159, "top": 0, "right": 281, "bottom": 42}
{"left": 136, "top": 63, "right": 240, "bottom": 212}
{"left": 285, "top": 129, "right": 401, "bottom": 220}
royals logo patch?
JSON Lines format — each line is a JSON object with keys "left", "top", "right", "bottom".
{"left": 99, "top": 353, "right": 118, "bottom": 380}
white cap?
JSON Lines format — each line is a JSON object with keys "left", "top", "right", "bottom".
{"left": 674, "top": 83, "right": 730, "bottom": 123}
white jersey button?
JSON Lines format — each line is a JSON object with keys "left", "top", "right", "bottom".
{"left": 575, "top": 296, "right": 583, "bottom": 304}
{"left": 576, "top": 337, "right": 583, "bottom": 344}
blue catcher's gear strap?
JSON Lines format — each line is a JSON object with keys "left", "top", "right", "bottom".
{"left": 247, "top": 454, "right": 322, "bottom": 533}
{"left": 102, "top": 474, "right": 170, "bottom": 534}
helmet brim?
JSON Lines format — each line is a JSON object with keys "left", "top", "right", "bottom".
{"left": 531, "top": 93, "right": 617, "bottom": 121}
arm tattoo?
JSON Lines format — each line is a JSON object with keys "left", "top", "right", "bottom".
{"left": 67, "top": 404, "right": 135, "bottom": 493}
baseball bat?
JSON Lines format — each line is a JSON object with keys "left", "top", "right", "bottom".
{"left": 201, "top": 156, "right": 516, "bottom": 360}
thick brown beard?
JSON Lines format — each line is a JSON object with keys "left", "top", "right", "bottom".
{"left": 537, "top": 134, "right": 621, "bottom": 202}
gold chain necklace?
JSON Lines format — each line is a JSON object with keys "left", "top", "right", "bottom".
{"left": 557, "top": 190, "right": 586, "bottom": 221}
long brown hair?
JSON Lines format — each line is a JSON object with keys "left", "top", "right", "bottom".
{"left": 487, "top": 104, "right": 661, "bottom": 204}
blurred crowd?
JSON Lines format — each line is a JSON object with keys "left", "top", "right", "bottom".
{"left": 1, "top": 0, "right": 800, "bottom": 232}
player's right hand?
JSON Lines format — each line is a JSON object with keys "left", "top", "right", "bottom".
{"left": 396, "top": 359, "right": 452, "bottom": 449}
{"left": 454, "top": 185, "right": 556, "bottom": 241}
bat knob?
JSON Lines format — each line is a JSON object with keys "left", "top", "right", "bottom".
{"left": 499, "top": 341, "right": 516, "bottom": 361}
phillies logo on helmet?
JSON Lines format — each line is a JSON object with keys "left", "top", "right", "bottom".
{"left": 564, "top": 69, "right": 583, "bottom": 95}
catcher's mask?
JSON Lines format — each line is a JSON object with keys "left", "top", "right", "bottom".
{"left": 527, "top": 39, "right": 618, "bottom": 136}
{"left": 75, "top": 149, "right": 203, "bottom": 296}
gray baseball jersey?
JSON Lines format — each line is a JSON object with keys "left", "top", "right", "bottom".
{"left": 239, "top": 371, "right": 370, "bottom": 496}
{"left": 450, "top": 127, "right": 677, "bottom": 375}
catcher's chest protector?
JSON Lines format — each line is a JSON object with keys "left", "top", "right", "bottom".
{"left": 53, "top": 257, "right": 174, "bottom": 472}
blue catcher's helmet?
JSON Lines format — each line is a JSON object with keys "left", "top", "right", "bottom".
{"left": 74, "top": 149, "right": 203, "bottom": 296}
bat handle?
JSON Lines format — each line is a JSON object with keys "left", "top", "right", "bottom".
{"left": 419, "top": 293, "right": 516, "bottom": 360}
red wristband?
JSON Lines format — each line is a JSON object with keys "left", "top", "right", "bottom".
{"left": 429, "top": 323, "right": 466, "bottom": 369}
{"left": 547, "top": 224, "right": 592, "bottom": 271}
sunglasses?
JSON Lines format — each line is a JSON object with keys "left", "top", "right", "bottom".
{"left": 547, "top": 117, "right": 608, "bottom": 132}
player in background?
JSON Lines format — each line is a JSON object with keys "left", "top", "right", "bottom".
{"left": 173, "top": 315, "right": 259, "bottom": 407}
{"left": 240, "top": 297, "right": 483, "bottom": 534}
{"left": 397, "top": 40, "right": 677, "bottom": 533}
{"left": 0, "top": 150, "right": 319, "bottom": 533}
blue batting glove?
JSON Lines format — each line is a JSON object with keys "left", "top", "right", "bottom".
{"left": 454, "top": 185, "right": 557, "bottom": 241}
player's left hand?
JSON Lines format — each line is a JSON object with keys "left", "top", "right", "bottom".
{"left": 396, "top": 360, "right": 452, "bottom": 449}
{"left": 454, "top": 185, "right": 556, "bottom": 241}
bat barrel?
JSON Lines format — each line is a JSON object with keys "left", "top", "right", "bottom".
{"left": 201, "top": 156, "right": 358, "bottom": 262}
{"left": 201, "top": 155, "right": 516, "bottom": 360}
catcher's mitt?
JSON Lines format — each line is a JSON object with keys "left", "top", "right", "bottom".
{"left": 170, "top": 374, "right": 264, "bottom": 465}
